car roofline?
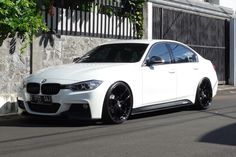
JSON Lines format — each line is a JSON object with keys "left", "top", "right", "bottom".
{"left": 100, "top": 39, "right": 188, "bottom": 45}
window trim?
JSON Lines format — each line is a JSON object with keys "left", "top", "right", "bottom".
{"left": 143, "top": 42, "right": 173, "bottom": 66}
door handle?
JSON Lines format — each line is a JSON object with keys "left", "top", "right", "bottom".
{"left": 193, "top": 67, "right": 199, "bottom": 70}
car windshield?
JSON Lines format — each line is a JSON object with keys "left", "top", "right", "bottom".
{"left": 77, "top": 43, "right": 148, "bottom": 63}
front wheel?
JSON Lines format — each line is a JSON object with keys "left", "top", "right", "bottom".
{"left": 195, "top": 79, "right": 212, "bottom": 110}
{"left": 102, "top": 82, "right": 133, "bottom": 124}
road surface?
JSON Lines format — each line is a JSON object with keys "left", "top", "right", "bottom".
{"left": 0, "top": 90, "right": 236, "bottom": 157}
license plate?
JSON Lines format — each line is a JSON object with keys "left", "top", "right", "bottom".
{"left": 30, "top": 95, "right": 52, "bottom": 104}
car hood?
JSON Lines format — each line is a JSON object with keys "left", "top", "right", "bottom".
{"left": 26, "top": 63, "right": 137, "bottom": 83}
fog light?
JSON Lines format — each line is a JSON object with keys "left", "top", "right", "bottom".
{"left": 82, "top": 104, "right": 89, "bottom": 109}
{"left": 17, "top": 98, "right": 25, "bottom": 109}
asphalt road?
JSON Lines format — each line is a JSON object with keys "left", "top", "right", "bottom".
{"left": 0, "top": 90, "right": 236, "bottom": 157}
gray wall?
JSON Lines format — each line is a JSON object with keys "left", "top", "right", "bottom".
{"left": 0, "top": 38, "right": 30, "bottom": 114}
{"left": 0, "top": 35, "right": 117, "bottom": 114}
{"left": 32, "top": 35, "right": 116, "bottom": 72}
{"left": 229, "top": 16, "right": 236, "bottom": 85}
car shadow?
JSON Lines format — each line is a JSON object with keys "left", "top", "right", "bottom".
{"left": 199, "top": 123, "right": 236, "bottom": 146}
{"left": 0, "top": 115, "right": 102, "bottom": 127}
{"left": 0, "top": 105, "right": 195, "bottom": 127}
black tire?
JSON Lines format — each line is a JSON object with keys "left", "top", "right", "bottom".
{"left": 102, "top": 82, "right": 133, "bottom": 124}
{"left": 195, "top": 79, "right": 212, "bottom": 110}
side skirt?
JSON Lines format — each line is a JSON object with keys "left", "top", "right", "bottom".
{"left": 131, "top": 100, "right": 193, "bottom": 115}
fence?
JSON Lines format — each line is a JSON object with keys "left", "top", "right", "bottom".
{"left": 152, "top": 7, "right": 230, "bottom": 83}
{"left": 43, "top": 0, "right": 137, "bottom": 39}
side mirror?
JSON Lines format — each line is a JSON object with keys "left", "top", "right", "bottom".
{"left": 146, "top": 56, "right": 165, "bottom": 66}
{"left": 73, "top": 57, "right": 81, "bottom": 62}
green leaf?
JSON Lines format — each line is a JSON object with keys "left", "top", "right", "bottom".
{"left": 0, "top": 0, "right": 49, "bottom": 53}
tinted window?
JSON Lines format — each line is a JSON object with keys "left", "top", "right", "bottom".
{"left": 147, "top": 43, "right": 171, "bottom": 64}
{"left": 78, "top": 44, "right": 148, "bottom": 63}
{"left": 168, "top": 43, "right": 197, "bottom": 63}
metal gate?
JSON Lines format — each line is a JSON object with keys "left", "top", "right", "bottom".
{"left": 152, "top": 7, "right": 230, "bottom": 83}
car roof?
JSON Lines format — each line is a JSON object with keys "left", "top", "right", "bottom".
{"left": 101, "top": 39, "right": 185, "bottom": 45}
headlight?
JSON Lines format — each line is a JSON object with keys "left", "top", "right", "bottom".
{"left": 67, "top": 80, "right": 103, "bottom": 91}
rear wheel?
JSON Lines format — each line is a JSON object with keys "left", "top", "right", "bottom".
{"left": 102, "top": 82, "right": 133, "bottom": 124}
{"left": 195, "top": 79, "right": 212, "bottom": 110}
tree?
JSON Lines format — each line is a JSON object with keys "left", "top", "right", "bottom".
{"left": 0, "top": 0, "right": 48, "bottom": 53}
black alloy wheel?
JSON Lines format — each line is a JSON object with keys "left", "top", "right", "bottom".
{"left": 195, "top": 80, "right": 212, "bottom": 110}
{"left": 102, "top": 82, "right": 133, "bottom": 124}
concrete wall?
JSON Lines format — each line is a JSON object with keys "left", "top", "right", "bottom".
{"left": 205, "top": 0, "right": 219, "bottom": 5}
{"left": 0, "top": 38, "right": 30, "bottom": 114}
{"left": 32, "top": 35, "right": 116, "bottom": 72}
{"left": 0, "top": 35, "right": 117, "bottom": 115}
{"left": 220, "top": 0, "right": 236, "bottom": 12}
{"left": 229, "top": 16, "right": 236, "bottom": 85}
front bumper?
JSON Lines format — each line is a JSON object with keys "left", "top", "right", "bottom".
{"left": 18, "top": 86, "right": 107, "bottom": 120}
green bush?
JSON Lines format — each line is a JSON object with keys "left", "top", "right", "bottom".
{"left": 0, "top": 0, "right": 48, "bottom": 53}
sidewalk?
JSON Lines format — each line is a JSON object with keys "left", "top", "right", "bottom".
{"left": 0, "top": 85, "right": 236, "bottom": 117}
{"left": 217, "top": 85, "right": 236, "bottom": 91}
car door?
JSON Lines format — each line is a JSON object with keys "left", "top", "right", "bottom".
{"left": 167, "top": 43, "right": 200, "bottom": 100}
{"left": 141, "top": 43, "right": 177, "bottom": 106}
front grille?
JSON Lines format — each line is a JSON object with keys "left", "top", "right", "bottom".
{"left": 41, "top": 83, "right": 61, "bottom": 95}
{"left": 27, "top": 83, "right": 40, "bottom": 94}
{"left": 26, "top": 83, "right": 61, "bottom": 95}
{"left": 28, "top": 102, "right": 60, "bottom": 113}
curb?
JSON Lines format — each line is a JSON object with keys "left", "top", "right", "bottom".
{"left": 0, "top": 102, "right": 18, "bottom": 117}
{"left": 0, "top": 113, "right": 18, "bottom": 118}
{"left": 217, "top": 87, "right": 236, "bottom": 91}
{"left": 217, "top": 86, "right": 236, "bottom": 95}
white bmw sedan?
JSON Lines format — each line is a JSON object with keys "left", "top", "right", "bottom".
{"left": 17, "top": 40, "right": 218, "bottom": 124}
